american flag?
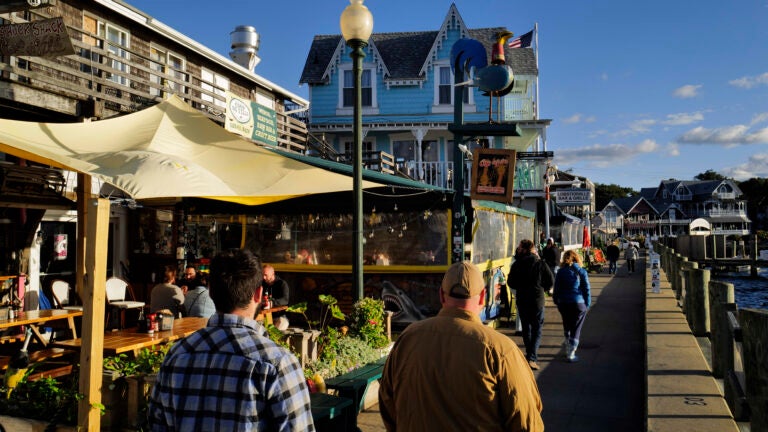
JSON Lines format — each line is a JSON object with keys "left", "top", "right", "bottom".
{"left": 508, "top": 30, "right": 533, "bottom": 49}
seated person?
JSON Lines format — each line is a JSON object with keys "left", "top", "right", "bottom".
{"left": 178, "top": 264, "right": 199, "bottom": 292}
{"left": 261, "top": 264, "right": 289, "bottom": 307}
{"left": 183, "top": 273, "right": 216, "bottom": 318}
{"left": 150, "top": 265, "right": 185, "bottom": 317}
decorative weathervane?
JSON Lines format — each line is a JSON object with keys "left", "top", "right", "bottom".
{"left": 451, "top": 31, "right": 516, "bottom": 123}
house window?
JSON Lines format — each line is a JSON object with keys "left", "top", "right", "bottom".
{"left": 342, "top": 69, "right": 372, "bottom": 107}
{"left": 436, "top": 66, "right": 469, "bottom": 105}
{"left": 150, "top": 46, "right": 187, "bottom": 97}
{"left": 344, "top": 140, "right": 373, "bottom": 155}
{"left": 100, "top": 22, "right": 130, "bottom": 87}
{"left": 201, "top": 68, "right": 229, "bottom": 109}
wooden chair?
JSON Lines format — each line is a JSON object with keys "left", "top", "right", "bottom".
{"left": 105, "top": 277, "right": 145, "bottom": 329}
{"left": 50, "top": 279, "right": 83, "bottom": 311}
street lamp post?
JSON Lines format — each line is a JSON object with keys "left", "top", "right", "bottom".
{"left": 340, "top": 0, "right": 373, "bottom": 301}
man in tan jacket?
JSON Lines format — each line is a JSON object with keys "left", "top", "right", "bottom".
{"left": 379, "top": 261, "right": 544, "bottom": 431}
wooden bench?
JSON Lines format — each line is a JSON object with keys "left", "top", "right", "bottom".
{"left": 325, "top": 357, "right": 386, "bottom": 416}
{"left": 0, "top": 347, "right": 77, "bottom": 382}
{"left": 310, "top": 392, "right": 355, "bottom": 432}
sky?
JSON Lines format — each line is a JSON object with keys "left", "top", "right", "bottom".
{"left": 125, "top": 0, "right": 768, "bottom": 192}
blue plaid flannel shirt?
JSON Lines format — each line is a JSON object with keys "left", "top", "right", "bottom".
{"left": 148, "top": 313, "right": 315, "bottom": 431}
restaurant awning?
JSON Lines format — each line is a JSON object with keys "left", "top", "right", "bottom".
{"left": 0, "top": 95, "right": 384, "bottom": 205}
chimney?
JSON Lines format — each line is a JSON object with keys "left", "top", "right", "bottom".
{"left": 229, "top": 25, "right": 261, "bottom": 72}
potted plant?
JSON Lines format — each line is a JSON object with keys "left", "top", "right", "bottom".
{"left": 102, "top": 344, "right": 170, "bottom": 429}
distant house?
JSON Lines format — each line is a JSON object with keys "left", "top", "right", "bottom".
{"left": 599, "top": 179, "right": 751, "bottom": 237}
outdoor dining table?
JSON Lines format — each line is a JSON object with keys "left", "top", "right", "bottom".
{"left": 257, "top": 305, "right": 287, "bottom": 326}
{"left": 51, "top": 316, "right": 208, "bottom": 356}
{"left": 0, "top": 308, "right": 83, "bottom": 347}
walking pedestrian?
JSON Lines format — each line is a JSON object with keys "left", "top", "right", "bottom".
{"left": 379, "top": 261, "right": 543, "bottom": 432}
{"left": 148, "top": 249, "right": 315, "bottom": 431}
{"left": 542, "top": 237, "right": 560, "bottom": 276}
{"left": 625, "top": 243, "right": 639, "bottom": 274}
{"left": 606, "top": 241, "right": 620, "bottom": 275}
{"left": 507, "top": 239, "right": 554, "bottom": 370}
{"left": 553, "top": 250, "right": 591, "bottom": 362}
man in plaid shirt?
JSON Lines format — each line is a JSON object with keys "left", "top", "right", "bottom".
{"left": 148, "top": 249, "right": 315, "bottom": 431}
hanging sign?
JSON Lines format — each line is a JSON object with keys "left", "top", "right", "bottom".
{"left": 0, "top": 17, "right": 75, "bottom": 57}
{"left": 225, "top": 92, "right": 278, "bottom": 146}
{"left": 555, "top": 188, "right": 591, "bottom": 206}
{"left": 470, "top": 148, "right": 516, "bottom": 203}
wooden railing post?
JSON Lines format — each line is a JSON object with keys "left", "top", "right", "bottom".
{"left": 708, "top": 281, "right": 735, "bottom": 378}
{"left": 740, "top": 308, "right": 768, "bottom": 429}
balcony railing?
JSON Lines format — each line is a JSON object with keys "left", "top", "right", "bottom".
{"left": 0, "top": 12, "right": 307, "bottom": 153}
{"left": 502, "top": 96, "right": 535, "bottom": 121}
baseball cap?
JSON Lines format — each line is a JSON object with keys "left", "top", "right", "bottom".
{"left": 441, "top": 261, "right": 485, "bottom": 299}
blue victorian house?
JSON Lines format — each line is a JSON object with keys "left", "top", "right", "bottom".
{"left": 299, "top": 3, "right": 551, "bottom": 197}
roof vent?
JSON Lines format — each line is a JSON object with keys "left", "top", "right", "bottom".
{"left": 229, "top": 25, "right": 261, "bottom": 71}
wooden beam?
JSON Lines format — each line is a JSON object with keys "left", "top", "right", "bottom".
{"left": 77, "top": 197, "right": 109, "bottom": 431}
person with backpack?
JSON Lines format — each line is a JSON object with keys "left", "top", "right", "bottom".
{"left": 507, "top": 239, "right": 554, "bottom": 370}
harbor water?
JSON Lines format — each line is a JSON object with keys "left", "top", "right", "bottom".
{"left": 712, "top": 267, "right": 768, "bottom": 310}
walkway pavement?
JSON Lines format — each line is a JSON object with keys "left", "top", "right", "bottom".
{"left": 357, "top": 256, "right": 647, "bottom": 432}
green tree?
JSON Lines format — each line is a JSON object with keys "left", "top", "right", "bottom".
{"left": 738, "top": 177, "right": 768, "bottom": 231}
{"left": 594, "top": 183, "right": 637, "bottom": 210}
{"left": 694, "top": 170, "right": 727, "bottom": 181}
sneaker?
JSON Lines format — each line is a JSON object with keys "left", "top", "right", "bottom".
{"left": 528, "top": 360, "right": 540, "bottom": 370}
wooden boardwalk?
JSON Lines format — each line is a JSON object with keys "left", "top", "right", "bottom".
{"left": 357, "top": 252, "right": 740, "bottom": 431}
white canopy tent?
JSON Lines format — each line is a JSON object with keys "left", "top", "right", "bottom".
{"left": 0, "top": 95, "right": 381, "bottom": 205}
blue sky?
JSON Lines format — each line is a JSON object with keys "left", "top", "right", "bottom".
{"left": 126, "top": 0, "right": 768, "bottom": 191}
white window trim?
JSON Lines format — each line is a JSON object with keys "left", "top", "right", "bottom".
{"left": 100, "top": 21, "right": 131, "bottom": 88}
{"left": 336, "top": 62, "right": 379, "bottom": 115}
{"left": 150, "top": 45, "right": 187, "bottom": 98}
{"left": 201, "top": 68, "right": 229, "bottom": 109}
{"left": 432, "top": 63, "right": 474, "bottom": 113}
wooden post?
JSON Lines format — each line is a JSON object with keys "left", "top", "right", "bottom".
{"left": 708, "top": 281, "right": 735, "bottom": 378}
{"left": 686, "top": 266, "right": 709, "bottom": 337}
{"left": 740, "top": 308, "right": 768, "bottom": 429}
{"left": 77, "top": 198, "right": 109, "bottom": 431}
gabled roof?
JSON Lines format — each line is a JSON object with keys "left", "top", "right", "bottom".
{"left": 656, "top": 178, "right": 743, "bottom": 199}
{"left": 299, "top": 4, "right": 537, "bottom": 85}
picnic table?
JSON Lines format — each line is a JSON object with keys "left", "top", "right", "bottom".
{"left": 52, "top": 316, "right": 208, "bottom": 356}
{"left": 0, "top": 308, "right": 82, "bottom": 347}
{"left": 310, "top": 392, "right": 355, "bottom": 432}
{"left": 325, "top": 356, "right": 387, "bottom": 420}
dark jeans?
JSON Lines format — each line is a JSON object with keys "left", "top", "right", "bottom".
{"left": 557, "top": 302, "right": 588, "bottom": 342}
{"left": 627, "top": 259, "right": 636, "bottom": 272}
{"left": 518, "top": 305, "right": 544, "bottom": 362}
{"left": 608, "top": 260, "right": 618, "bottom": 274}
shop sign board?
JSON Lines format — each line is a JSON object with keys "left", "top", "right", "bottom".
{"left": 225, "top": 92, "right": 278, "bottom": 146}
{"left": 555, "top": 188, "right": 591, "bottom": 206}
{"left": 469, "top": 148, "right": 516, "bottom": 204}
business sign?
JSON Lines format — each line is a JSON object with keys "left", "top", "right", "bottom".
{"left": 470, "top": 148, "right": 516, "bottom": 203}
{"left": 555, "top": 188, "right": 591, "bottom": 206}
{"left": 0, "top": 17, "right": 75, "bottom": 57}
{"left": 225, "top": 92, "right": 278, "bottom": 146}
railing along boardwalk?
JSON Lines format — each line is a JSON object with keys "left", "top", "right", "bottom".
{"left": 654, "top": 242, "right": 767, "bottom": 432}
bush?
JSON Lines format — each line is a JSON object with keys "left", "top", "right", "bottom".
{"left": 349, "top": 297, "right": 389, "bottom": 349}
{"left": 304, "top": 335, "right": 381, "bottom": 379}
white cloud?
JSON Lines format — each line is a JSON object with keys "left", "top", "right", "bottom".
{"left": 677, "top": 124, "right": 768, "bottom": 145}
{"left": 667, "top": 143, "right": 680, "bottom": 156}
{"left": 553, "top": 140, "right": 659, "bottom": 167}
{"left": 673, "top": 84, "right": 702, "bottom": 98}
{"left": 662, "top": 112, "right": 704, "bottom": 126}
{"left": 562, "top": 114, "right": 582, "bottom": 124}
{"left": 728, "top": 72, "right": 768, "bottom": 89}
{"left": 562, "top": 114, "right": 597, "bottom": 124}
{"left": 750, "top": 112, "right": 768, "bottom": 126}
{"left": 722, "top": 153, "right": 768, "bottom": 180}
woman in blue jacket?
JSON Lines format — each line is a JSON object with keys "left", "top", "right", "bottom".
{"left": 553, "top": 250, "right": 591, "bottom": 362}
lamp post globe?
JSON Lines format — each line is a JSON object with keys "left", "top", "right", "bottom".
{"left": 340, "top": 0, "right": 373, "bottom": 302}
